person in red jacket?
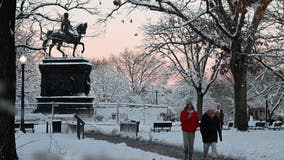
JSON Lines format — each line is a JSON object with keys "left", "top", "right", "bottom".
{"left": 180, "top": 100, "right": 199, "bottom": 160}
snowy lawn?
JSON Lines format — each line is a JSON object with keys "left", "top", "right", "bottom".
{"left": 93, "top": 122, "right": 284, "bottom": 160}
{"left": 16, "top": 124, "right": 178, "bottom": 160}
{"left": 15, "top": 118, "right": 284, "bottom": 160}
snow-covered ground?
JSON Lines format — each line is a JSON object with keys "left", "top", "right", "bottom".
{"left": 16, "top": 119, "right": 284, "bottom": 160}
{"left": 16, "top": 124, "right": 178, "bottom": 160}
{"left": 15, "top": 111, "right": 284, "bottom": 160}
{"left": 93, "top": 121, "right": 284, "bottom": 160}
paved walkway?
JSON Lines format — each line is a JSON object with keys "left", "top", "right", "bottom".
{"left": 85, "top": 131, "right": 238, "bottom": 160}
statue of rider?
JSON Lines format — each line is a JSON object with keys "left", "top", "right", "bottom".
{"left": 61, "top": 13, "right": 73, "bottom": 37}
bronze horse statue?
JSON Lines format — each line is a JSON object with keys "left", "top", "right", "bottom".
{"left": 42, "top": 22, "right": 87, "bottom": 57}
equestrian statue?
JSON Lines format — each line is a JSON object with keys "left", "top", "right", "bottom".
{"left": 42, "top": 13, "right": 88, "bottom": 57}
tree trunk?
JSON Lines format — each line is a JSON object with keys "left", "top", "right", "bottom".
{"left": 196, "top": 87, "right": 204, "bottom": 119}
{"left": 0, "top": 0, "right": 17, "bottom": 159}
{"left": 230, "top": 46, "right": 249, "bottom": 131}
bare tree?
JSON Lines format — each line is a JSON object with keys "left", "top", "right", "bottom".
{"left": 104, "top": 0, "right": 284, "bottom": 131}
{"left": 210, "top": 77, "right": 234, "bottom": 110}
{"left": 90, "top": 58, "right": 130, "bottom": 103}
{"left": 143, "top": 17, "right": 223, "bottom": 117}
{"left": 0, "top": 1, "right": 17, "bottom": 159}
{"left": 110, "top": 49, "right": 167, "bottom": 99}
{"left": 15, "top": 49, "right": 41, "bottom": 105}
{"left": 15, "top": 22, "right": 42, "bottom": 104}
{"left": 0, "top": 1, "right": 98, "bottom": 159}
{"left": 247, "top": 2, "right": 284, "bottom": 122}
{"left": 248, "top": 53, "right": 284, "bottom": 123}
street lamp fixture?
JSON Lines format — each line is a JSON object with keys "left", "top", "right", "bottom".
{"left": 19, "top": 55, "right": 27, "bottom": 65}
{"left": 19, "top": 55, "right": 27, "bottom": 133}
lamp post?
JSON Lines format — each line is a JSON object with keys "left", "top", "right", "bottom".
{"left": 19, "top": 55, "right": 27, "bottom": 133}
{"left": 155, "top": 90, "right": 158, "bottom": 105}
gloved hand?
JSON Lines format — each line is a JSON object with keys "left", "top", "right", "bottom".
{"left": 219, "top": 134, "right": 223, "bottom": 141}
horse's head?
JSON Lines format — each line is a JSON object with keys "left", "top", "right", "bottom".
{"left": 76, "top": 22, "right": 87, "bottom": 35}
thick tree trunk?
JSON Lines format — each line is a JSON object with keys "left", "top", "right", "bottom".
{"left": 196, "top": 87, "right": 204, "bottom": 119}
{"left": 232, "top": 64, "right": 248, "bottom": 131}
{"left": 230, "top": 46, "right": 249, "bottom": 131}
{"left": 0, "top": 0, "right": 17, "bottom": 159}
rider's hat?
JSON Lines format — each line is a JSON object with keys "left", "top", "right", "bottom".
{"left": 63, "top": 12, "right": 69, "bottom": 18}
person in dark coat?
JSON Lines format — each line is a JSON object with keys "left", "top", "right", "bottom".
{"left": 216, "top": 103, "right": 224, "bottom": 130}
{"left": 217, "top": 109, "right": 224, "bottom": 130}
{"left": 200, "top": 106, "right": 222, "bottom": 160}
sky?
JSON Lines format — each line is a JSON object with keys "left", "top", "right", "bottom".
{"left": 68, "top": 1, "right": 161, "bottom": 59}
{"left": 16, "top": 107, "right": 284, "bottom": 160}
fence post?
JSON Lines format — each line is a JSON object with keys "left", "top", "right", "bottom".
{"left": 74, "top": 114, "right": 85, "bottom": 140}
{"left": 46, "top": 121, "right": 48, "bottom": 133}
{"left": 82, "top": 124, "right": 85, "bottom": 139}
{"left": 93, "top": 102, "right": 97, "bottom": 123}
{"left": 143, "top": 104, "right": 146, "bottom": 125}
{"left": 116, "top": 102, "right": 120, "bottom": 125}
{"left": 50, "top": 102, "right": 55, "bottom": 133}
{"left": 77, "top": 118, "right": 80, "bottom": 140}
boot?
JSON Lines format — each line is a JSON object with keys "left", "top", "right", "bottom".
{"left": 188, "top": 151, "right": 193, "bottom": 160}
{"left": 184, "top": 149, "right": 188, "bottom": 160}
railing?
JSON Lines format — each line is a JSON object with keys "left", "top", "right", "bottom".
{"left": 15, "top": 102, "right": 169, "bottom": 125}
{"left": 74, "top": 114, "right": 85, "bottom": 139}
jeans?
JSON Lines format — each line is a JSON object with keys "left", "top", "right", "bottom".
{"left": 182, "top": 131, "right": 195, "bottom": 160}
{"left": 203, "top": 142, "right": 217, "bottom": 159}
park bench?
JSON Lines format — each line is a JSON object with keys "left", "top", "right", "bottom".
{"left": 151, "top": 121, "right": 172, "bottom": 132}
{"left": 268, "top": 121, "right": 283, "bottom": 130}
{"left": 252, "top": 121, "right": 266, "bottom": 130}
{"left": 223, "top": 121, "right": 234, "bottom": 130}
{"left": 228, "top": 122, "right": 234, "bottom": 128}
{"left": 15, "top": 122, "right": 35, "bottom": 133}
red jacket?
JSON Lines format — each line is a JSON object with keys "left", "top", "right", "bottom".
{"left": 180, "top": 109, "right": 199, "bottom": 132}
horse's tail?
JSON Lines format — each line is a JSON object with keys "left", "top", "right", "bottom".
{"left": 42, "top": 39, "right": 49, "bottom": 49}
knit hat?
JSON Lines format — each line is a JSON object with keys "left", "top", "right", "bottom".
{"left": 208, "top": 106, "right": 216, "bottom": 111}
{"left": 186, "top": 99, "right": 192, "bottom": 105}
{"left": 203, "top": 106, "right": 216, "bottom": 113}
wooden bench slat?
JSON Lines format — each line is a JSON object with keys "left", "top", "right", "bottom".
{"left": 15, "top": 122, "right": 35, "bottom": 133}
{"left": 151, "top": 122, "right": 172, "bottom": 132}
{"left": 268, "top": 121, "right": 283, "bottom": 130}
{"left": 251, "top": 122, "right": 266, "bottom": 130}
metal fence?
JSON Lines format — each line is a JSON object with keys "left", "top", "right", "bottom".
{"left": 95, "top": 103, "right": 169, "bottom": 125}
{"left": 15, "top": 102, "right": 169, "bottom": 125}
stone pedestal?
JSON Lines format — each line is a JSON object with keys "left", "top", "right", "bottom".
{"left": 35, "top": 57, "right": 94, "bottom": 114}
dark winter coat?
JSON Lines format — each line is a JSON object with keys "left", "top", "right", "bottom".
{"left": 216, "top": 110, "right": 224, "bottom": 126}
{"left": 200, "top": 112, "right": 222, "bottom": 143}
